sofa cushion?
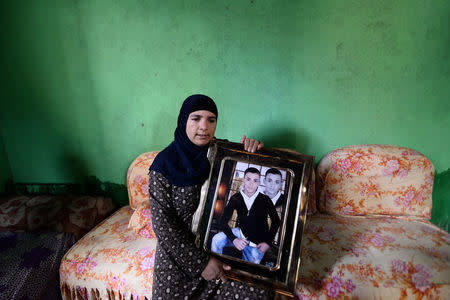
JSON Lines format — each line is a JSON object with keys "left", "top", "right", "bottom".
{"left": 316, "top": 145, "right": 434, "bottom": 218}
{"left": 60, "top": 206, "right": 156, "bottom": 299}
{"left": 127, "top": 151, "right": 159, "bottom": 210}
{"left": 296, "top": 214, "right": 450, "bottom": 299}
{"left": 128, "top": 201, "right": 156, "bottom": 239}
{"left": 0, "top": 195, "right": 114, "bottom": 239}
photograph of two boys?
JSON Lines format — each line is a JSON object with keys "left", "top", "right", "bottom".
{"left": 206, "top": 159, "right": 290, "bottom": 269}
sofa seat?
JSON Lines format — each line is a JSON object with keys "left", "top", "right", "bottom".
{"left": 297, "top": 214, "right": 450, "bottom": 299}
{"left": 60, "top": 207, "right": 450, "bottom": 299}
{"left": 60, "top": 206, "right": 157, "bottom": 299}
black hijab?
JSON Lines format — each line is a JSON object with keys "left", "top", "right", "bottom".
{"left": 149, "top": 94, "right": 218, "bottom": 187}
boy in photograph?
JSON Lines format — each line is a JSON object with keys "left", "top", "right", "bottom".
{"left": 211, "top": 167, "right": 280, "bottom": 264}
{"left": 263, "top": 168, "right": 285, "bottom": 213}
{"left": 263, "top": 168, "right": 286, "bottom": 251}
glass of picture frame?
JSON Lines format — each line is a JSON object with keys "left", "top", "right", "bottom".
{"left": 194, "top": 140, "right": 314, "bottom": 297}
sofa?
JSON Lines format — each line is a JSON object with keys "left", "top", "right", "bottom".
{"left": 0, "top": 191, "right": 114, "bottom": 299}
{"left": 296, "top": 145, "right": 449, "bottom": 299}
{"left": 59, "top": 145, "right": 450, "bottom": 299}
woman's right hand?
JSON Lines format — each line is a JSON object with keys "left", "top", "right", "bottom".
{"left": 201, "top": 257, "right": 231, "bottom": 282}
{"left": 240, "top": 135, "right": 264, "bottom": 153}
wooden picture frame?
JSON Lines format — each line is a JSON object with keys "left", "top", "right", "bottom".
{"left": 194, "top": 140, "right": 314, "bottom": 296}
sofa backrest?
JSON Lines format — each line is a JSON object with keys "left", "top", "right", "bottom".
{"left": 316, "top": 144, "right": 434, "bottom": 219}
{"left": 127, "top": 151, "right": 160, "bottom": 210}
{"left": 0, "top": 194, "right": 114, "bottom": 239}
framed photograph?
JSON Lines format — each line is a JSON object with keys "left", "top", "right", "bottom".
{"left": 194, "top": 140, "right": 314, "bottom": 296}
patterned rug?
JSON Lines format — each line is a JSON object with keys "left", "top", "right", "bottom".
{"left": 0, "top": 231, "right": 77, "bottom": 300}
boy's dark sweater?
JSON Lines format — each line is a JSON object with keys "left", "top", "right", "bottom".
{"left": 219, "top": 191, "right": 280, "bottom": 246}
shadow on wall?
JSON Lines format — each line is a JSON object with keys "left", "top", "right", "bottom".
{"left": 254, "top": 127, "right": 319, "bottom": 167}
{"left": 256, "top": 127, "right": 314, "bottom": 153}
{"left": 61, "top": 152, "right": 90, "bottom": 185}
{"left": 85, "top": 176, "right": 128, "bottom": 207}
{"left": 431, "top": 168, "right": 450, "bottom": 232}
{"left": 60, "top": 153, "right": 128, "bottom": 206}
{"left": 1, "top": 2, "right": 106, "bottom": 186}
{"left": 6, "top": 175, "right": 127, "bottom": 207}
{"left": 0, "top": 133, "right": 13, "bottom": 195}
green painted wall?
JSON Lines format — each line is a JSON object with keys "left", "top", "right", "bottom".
{"left": 0, "top": 133, "right": 12, "bottom": 194}
{"left": 1, "top": 1, "right": 449, "bottom": 229}
{"left": 431, "top": 169, "right": 450, "bottom": 231}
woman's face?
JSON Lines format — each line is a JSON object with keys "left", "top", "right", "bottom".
{"left": 186, "top": 110, "right": 217, "bottom": 146}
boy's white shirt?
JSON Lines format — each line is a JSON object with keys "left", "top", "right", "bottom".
{"left": 239, "top": 189, "right": 260, "bottom": 212}
{"left": 267, "top": 190, "right": 282, "bottom": 205}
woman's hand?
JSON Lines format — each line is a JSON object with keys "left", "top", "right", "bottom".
{"left": 241, "top": 135, "right": 264, "bottom": 153}
{"left": 201, "top": 257, "right": 231, "bottom": 282}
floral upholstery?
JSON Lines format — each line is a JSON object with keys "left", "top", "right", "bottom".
{"left": 0, "top": 195, "right": 114, "bottom": 239}
{"left": 316, "top": 145, "right": 434, "bottom": 218}
{"left": 127, "top": 151, "right": 159, "bottom": 239}
{"left": 60, "top": 144, "right": 449, "bottom": 299}
{"left": 296, "top": 145, "right": 450, "bottom": 299}
{"left": 60, "top": 206, "right": 156, "bottom": 299}
{"left": 127, "top": 151, "right": 159, "bottom": 210}
{"left": 296, "top": 214, "right": 450, "bottom": 299}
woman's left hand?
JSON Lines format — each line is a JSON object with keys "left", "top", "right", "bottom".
{"left": 241, "top": 135, "right": 264, "bottom": 153}
{"left": 201, "top": 257, "right": 231, "bottom": 282}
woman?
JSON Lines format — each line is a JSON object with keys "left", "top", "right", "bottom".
{"left": 149, "top": 94, "right": 271, "bottom": 299}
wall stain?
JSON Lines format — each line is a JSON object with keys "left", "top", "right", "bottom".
{"left": 365, "top": 21, "right": 389, "bottom": 32}
{"left": 336, "top": 42, "right": 343, "bottom": 60}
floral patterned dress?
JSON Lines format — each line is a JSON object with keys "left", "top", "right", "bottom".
{"left": 149, "top": 171, "right": 272, "bottom": 300}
